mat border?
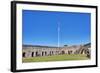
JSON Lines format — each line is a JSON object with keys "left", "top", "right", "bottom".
{"left": 11, "top": 1, "right": 98, "bottom": 72}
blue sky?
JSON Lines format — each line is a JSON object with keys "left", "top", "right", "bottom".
{"left": 22, "top": 10, "right": 91, "bottom": 46}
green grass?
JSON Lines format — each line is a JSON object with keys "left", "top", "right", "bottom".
{"left": 22, "top": 54, "right": 89, "bottom": 63}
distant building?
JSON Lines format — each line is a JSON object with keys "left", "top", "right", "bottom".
{"left": 22, "top": 44, "right": 91, "bottom": 58}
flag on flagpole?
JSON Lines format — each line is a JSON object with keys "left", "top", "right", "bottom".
{"left": 58, "top": 22, "right": 60, "bottom": 48}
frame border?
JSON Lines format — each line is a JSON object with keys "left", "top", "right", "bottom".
{"left": 11, "top": 1, "right": 98, "bottom": 72}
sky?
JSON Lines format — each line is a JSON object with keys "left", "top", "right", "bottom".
{"left": 22, "top": 10, "right": 91, "bottom": 47}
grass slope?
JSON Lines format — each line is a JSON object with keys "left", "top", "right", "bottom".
{"left": 22, "top": 54, "right": 89, "bottom": 63}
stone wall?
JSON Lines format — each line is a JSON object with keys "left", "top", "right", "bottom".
{"left": 22, "top": 45, "right": 90, "bottom": 58}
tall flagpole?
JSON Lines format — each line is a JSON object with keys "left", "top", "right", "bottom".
{"left": 58, "top": 22, "right": 60, "bottom": 48}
